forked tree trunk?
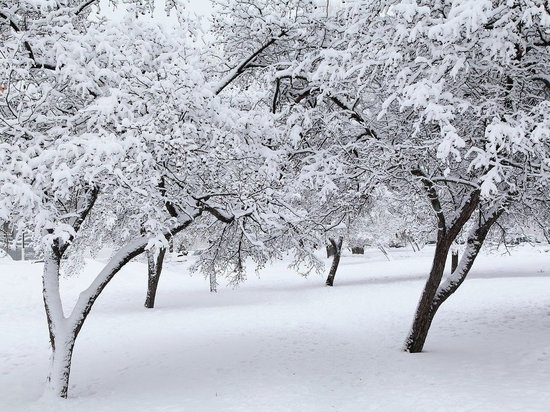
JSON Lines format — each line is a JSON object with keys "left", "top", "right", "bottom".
{"left": 325, "top": 236, "right": 344, "bottom": 286}
{"left": 43, "top": 251, "right": 73, "bottom": 398}
{"left": 404, "top": 208, "right": 502, "bottom": 353}
{"left": 144, "top": 247, "right": 167, "bottom": 309}
{"left": 41, "top": 213, "right": 199, "bottom": 398}
{"left": 404, "top": 183, "right": 481, "bottom": 353}
{"left": 42, "top": 249, "right": 86, "bottom": 398}
{"left": 431, "top": 210, "right": 503, "bottom": 314}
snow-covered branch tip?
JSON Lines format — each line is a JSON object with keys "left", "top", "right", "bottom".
{"left": 74, "top": 0, "right": 100, "bottom": 16}
{"left": 0, "top": 11, "right": 56, "bottom": 70}
{"left": 214, "top": 31, "right": 288, "bottom": 96}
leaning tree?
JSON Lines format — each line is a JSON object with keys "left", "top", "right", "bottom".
{"left": 292, "top": 0, "right": 550, "bottom": 351}
{"left": 0, "top": 0, "right": 298, "bottom": 398}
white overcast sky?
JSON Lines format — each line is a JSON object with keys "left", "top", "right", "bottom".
{"left": 187, "top": 0, "right": 214, "bottom": 15}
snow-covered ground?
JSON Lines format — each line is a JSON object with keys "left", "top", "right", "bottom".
{"left": 1, "top": 245, "right": 549, "bottom": 411}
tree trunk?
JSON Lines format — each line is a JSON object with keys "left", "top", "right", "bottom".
{"left": 432, "top": 210, "right": 503, "bottom": 313}
{"left": 404, "top": 207, "right": 502, "bottom": 353}
{"left": 40, "top": 210, "right": 201, "bottom": 398}
{"left": 41, "top": 237, "right": 164, "bottom": 398}
{"left": 43, "top": 250, "right": 75, "bottom": 399}
{"left": 144, "top": 247, "right": 166, "bottom": 309}
{"left": 409, "top": 236, "right": 420, "bottom": 252}
{"left": 403, "top": 183, "right": 480, "bottom": 353}
{"left": 210, "top": 271, "right": 217, "bottom": 293}
{"left": 325, "top": 236, "right": 344, "bottom": 286}
{"left": 21, "top": 232, "right": 25, "bottom": 261}
{"left": 45, "top": 333, "right": 76, "bottom": 398}
{"left": 451, "top": 250, "right": 459, "bottom": 273}
{"left": 41, "top": 241, "right": 148, "bottom": 399}
{"left": 404, "top": 239, "right": 451, "bottom": 353}
{"left": 378, "top": 245, "right": 390, "bottom": 261}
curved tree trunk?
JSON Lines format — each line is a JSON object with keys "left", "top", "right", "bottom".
{"left": 42, "top": 213, "right": 199, "bottom": 398}
{"left": 325, "top": 236, "right": 344, "bottom": 287}
{"left": 403, "top": 239, "right": 451, "bottom": 353}
{"left": 42, "top": 241, "right": 149, "bottom": 398}
{"left": 404, "top": 181, "right": 480, "bottom": 353}
{"left": 404, "top": 207, "right": 502, "bottom": 353}
{"left": 144, "top": 247, "right": 167, "bottom": 309}
{"left": 431, "top": 209, "right": 503, "bottom": 313}
{"left": 43, "top": 249, "right": 71, "bottom": 398}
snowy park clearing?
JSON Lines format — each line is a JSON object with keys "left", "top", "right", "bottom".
{"left": 1, "top": 245, "right": 549, "bottom": 412}
{"left": 2, "top": 0, "right": 550, "bottom": 411}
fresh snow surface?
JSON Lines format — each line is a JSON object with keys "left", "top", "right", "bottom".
{"left": 0, "top": 245, "right": 549, "bottom": 411}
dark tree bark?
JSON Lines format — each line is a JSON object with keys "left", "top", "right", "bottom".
{"left": 431, "top": 209, "right": 503, "bottom": 313}
{"left": 43, "top": 256, "right": 78, "bottom": 398}
{"left": 144, "top": 246, "right": 167, "bottom": 309}
{"left": 404, "top": 174, "right": 481, "bottom": 353}
{"left": 451, "top": 250, "right": 459, "bottom": 273}
{"left": 143, "top": 176, "right": 178, "bottom": 309}
{"left": 409, "top": 236, "right": 420, "bottom": 252}
{"left": 325, "top": 236, "right": 344, "bottom": 286}
{"left": 404, "top": 194, "right": 503, "bottom": 353}
{"left": 404, "top": 239, "right": 453, "bottom": 353}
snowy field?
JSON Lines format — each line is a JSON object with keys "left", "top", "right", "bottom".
{"left": 1, "top": 245, "right": 549, "bottom": 412}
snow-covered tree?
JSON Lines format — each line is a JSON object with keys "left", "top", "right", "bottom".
{"left": 0, "top": 1, "right": 201, "bottom": 396}
{"left": 289, "top": 0, "right": 550, "bottom": 351}
{"left": 3, "top": 0, "right": 549, "bottom": 399}
{"left": 0, "top": 0, "right": 296, "bottom": 397}
{"left": 348, "top": 186, "right": 434, "bottom": 253}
